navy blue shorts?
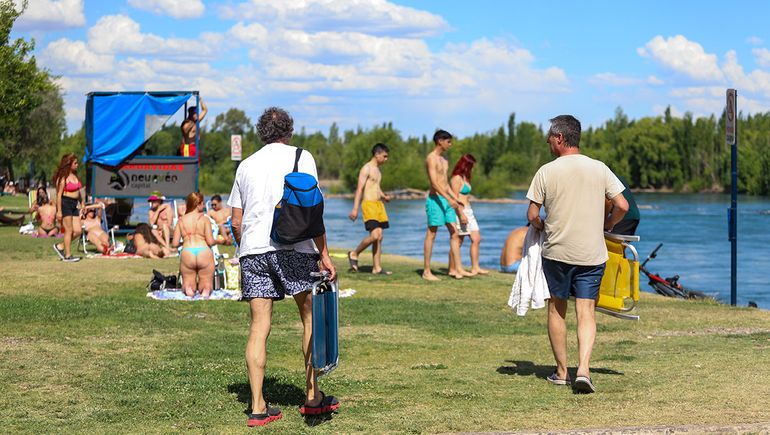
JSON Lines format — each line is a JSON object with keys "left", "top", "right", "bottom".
{"left": 240, "top": 250, "right": 320, "bottom": 301}
{"left": 542, "top": 258, "right": 606, "bottom": 300}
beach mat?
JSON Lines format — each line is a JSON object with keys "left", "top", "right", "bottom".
{"left": 87, "top": 253, "right": 144, "bottom": 259}
{"left": 146, "top": 289, "right": 242, "bottom": 301}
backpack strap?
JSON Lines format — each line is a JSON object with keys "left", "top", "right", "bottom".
{"left": 293, "top": 147, "right": 303, "bottom": 173}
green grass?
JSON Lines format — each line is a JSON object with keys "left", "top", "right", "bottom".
{"left": 1, "top": 198, "right": 769, "bottom": 433}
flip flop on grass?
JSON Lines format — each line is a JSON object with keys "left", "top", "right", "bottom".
{"left": 247, "top": 405, "right": 282, "bottom": 427}
{"left": 299, "top": 392, "right": 340, "bottom": 416}
{"left": 372, "top": 269, "right": 392, "bottom": 275}
{"left": 574, "top": 376, "right": 595, "bottom": 394}
{"left": 347, "top": 251, "right": 359, "bottom": 272}
{"left": 546, "top": 372, "right": 571, "bottom": 386}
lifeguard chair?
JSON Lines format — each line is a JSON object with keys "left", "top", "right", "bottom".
{"left": 596, "top": 232, "right": 640, "bottom": 320}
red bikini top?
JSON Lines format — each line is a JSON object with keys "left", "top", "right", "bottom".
{"left": 64, "top": 181, "right": 81, "bottom": 192}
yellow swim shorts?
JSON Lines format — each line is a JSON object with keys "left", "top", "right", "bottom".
{"left": 362, "top": 200, "right": 389, "bottom": 231}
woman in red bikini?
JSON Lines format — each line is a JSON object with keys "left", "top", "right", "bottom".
{"left": 172, "top": 192, "right": 219, "bottom": 297}
{"left": 53, "top": 154, "right": 84, "bottom": 262}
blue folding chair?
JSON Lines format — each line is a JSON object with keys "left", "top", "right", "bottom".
{"left": 310, "top": 271, "right": 339, "bottom": 376}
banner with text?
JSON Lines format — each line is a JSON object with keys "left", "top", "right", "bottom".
{"left": 92, "top": 157, "right": 198, "bottom": 198}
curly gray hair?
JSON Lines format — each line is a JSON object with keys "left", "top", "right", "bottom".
{"left": 257, "top": 107, "right": 294, "bottom": 144}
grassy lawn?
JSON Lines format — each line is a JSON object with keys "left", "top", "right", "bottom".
{"left": 1, "top": 194, "right": 769, "bottom": 433}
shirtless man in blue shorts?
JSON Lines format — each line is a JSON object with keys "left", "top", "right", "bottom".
{"left": 422, "top": 130, "right": 468, "bottom": 281}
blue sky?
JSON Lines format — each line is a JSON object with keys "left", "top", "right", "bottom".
{"left": 11, "top": 0, "right": 770, "bottom": 137}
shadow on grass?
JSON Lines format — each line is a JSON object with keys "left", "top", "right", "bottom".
{"left": 228, "top": 376, "right": 305, "bottom": 411}
{"left": 413, "top": 268, "right": 455, "bottom": 277}
{"left": 496, "top": 360, "right": 624, "bottom": 380}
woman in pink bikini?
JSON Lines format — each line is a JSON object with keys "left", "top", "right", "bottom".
{"left": 53, "top": 154, "right": 84, "bottom": 262}
{"left": 172, "top": 192, "right": 219, "bottom": 297}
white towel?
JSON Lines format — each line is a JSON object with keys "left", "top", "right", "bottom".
{"left": 507, "top": 226, "right": 550, "bottom": 316}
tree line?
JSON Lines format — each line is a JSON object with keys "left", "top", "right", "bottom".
{"left": 139, "top": 107, "right": 770, "bottom": 198}
{"left": 3, "top": 1, "right": 770, "bottom": 197}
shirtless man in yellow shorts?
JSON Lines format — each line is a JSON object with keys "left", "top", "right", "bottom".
{"left": 348, "top": 143, "right": 392, "bottom": 275}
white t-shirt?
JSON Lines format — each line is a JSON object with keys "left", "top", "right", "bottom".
{"left": 526, "top": 154, "right": 624, "bottom": 266}
{"left": 228, "top": 143, "right": 319, "bottom": 256}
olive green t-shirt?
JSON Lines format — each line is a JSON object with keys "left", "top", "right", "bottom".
{"left": 526, "top": 154, "right": 625, "bottom": 266}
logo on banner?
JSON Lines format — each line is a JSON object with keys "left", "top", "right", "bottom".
{"left": 108, "top": 170, "right": 129, "bottom": 191}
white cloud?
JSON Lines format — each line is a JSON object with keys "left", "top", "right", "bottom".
{"left": 87, "top": 15, "right": 217, "bottom": 58}
{"left": 128, "top": 0, "right": 205, "bottom": 19}
{"left": 13, "top": 0, "right": 85, "bottom": 30}
{"left": 589, "top": 73, "right": 642, "bottom": 87}
{"left": 647, "top": 75, "right": 664, "bottom": 85}
{"left": 746, "top": 36, "right": 764, "bottom": 46}
{"left": 589, "top": 73, "right": 664, "bottom": 87}
{"left": 241, "top": 32, "right": 567, "bottom": 99}
{"left": 303, "top": 95, "right": 332, "bottom": 104}
{"left": 219, "top": 0, "right": 448, "bottom": 37}
{"left": 638, "top": 35, "right": 724, "bottom": 82}
{"left": 753, "top": 48, "right": 770, "bottom": 69}
{"left": 722, "top": 50, "right": 770, "bottom": 97}
{"left": 669, "top": 86, "right": 724, "bottom": 99}
{"left": 40, "top": 38, "right": 114, "bottom": 74}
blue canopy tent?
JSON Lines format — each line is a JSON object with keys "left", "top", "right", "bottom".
{"left": 84, "top": 91, "right": 201, "bottom": 228}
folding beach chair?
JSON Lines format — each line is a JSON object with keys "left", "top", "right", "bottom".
{"left": 310, "top": 271, "right": 339, "bottom": 376}
{"left": 596, "top": 232, "right": 641, "bottom": 320}
{"left": 79, "top": 204, "right": 118, "bottom": 254}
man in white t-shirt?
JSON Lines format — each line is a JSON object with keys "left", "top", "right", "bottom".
{"left": 526, "top": 114, "right": 628, "bottom": 394}
{"left": 228, "top": 107, "right": 338, "bottom": 427}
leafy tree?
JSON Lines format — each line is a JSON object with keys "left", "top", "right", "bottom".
{"left": 0, "top": 0, "right": 59, "bottom": 179}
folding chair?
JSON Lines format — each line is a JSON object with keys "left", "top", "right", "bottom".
{"left": 79, "top": 204, "right": 118, "bottom": 254}
{"left": 596, "top": 232, "right": 641, "bottom": 320}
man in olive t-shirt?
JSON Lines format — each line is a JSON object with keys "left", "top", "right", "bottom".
{"left": 526, "top": 115, "right": 629, "bottom": 394}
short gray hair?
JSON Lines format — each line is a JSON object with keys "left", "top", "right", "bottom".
{"left": 257, "top": 107, "right": 293, "bottom": 144}
{"left": 549, "top": 115, "right": 581, "bottom": 148}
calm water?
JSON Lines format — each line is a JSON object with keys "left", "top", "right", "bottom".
{"left": 133, "top": 193, "right": 770, "bottom": 308}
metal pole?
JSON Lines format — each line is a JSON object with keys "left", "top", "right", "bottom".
{"left": 730, "top": 91, "right": 738, "bottom": 306}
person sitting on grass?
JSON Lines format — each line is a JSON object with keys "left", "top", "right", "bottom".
{"left": 500, "top": 224, "right": 529, "bottom": 273}
{"left": 172, "top": 192, "right": 219, "bottom": 298}
{"left": 2, "top": 180, "right": 17, "bottom": 196}
{"left": 82, "top": 205, "right": 111, "bottom": 254}
{"left": 207, "top": 194, "right": 232, "bottom": 245}
{"left": 132, "top": 223, "right": 169, "bottom": 259}
{"left": 33, "top": 189, "right": 58, "bottom": 237}
{"left": 147, "top": 191, "right": 173, "bottom": 250}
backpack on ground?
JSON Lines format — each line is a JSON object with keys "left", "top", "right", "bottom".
{"left": 270, "top": 147, "right": 325, "bottom": 245}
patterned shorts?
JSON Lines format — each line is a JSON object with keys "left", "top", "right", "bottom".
{"left": 240, "top": 250, "right": 320, "bottom": 301}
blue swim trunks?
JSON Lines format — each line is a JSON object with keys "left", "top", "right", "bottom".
{"left": 542, "top": 258, "right": 606, "bottom": 300}
{"left": 425, "top": 194, "right": 456, "bottom": 227}
{"left": 500, "top": 260, "right": 521, "bottom": 274}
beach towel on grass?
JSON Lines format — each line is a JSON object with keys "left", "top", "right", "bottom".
{"left": 146, "top": 289, "right": 242, "bottom": 301}
{"left": 88, "top": 253, "right": 144, "bottom": 259}
{"left": 507, "top": 226, "right": 550, "bottom": 316}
